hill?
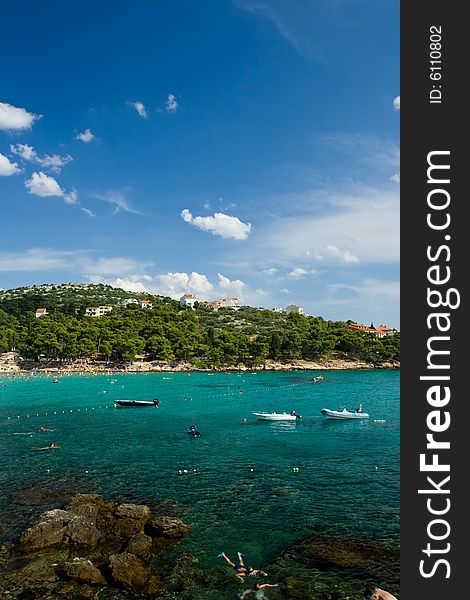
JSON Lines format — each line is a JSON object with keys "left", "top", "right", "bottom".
{"left": 0, "top": 283, "right": 399, "bottom": 368}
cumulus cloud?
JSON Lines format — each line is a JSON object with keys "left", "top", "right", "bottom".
{"left": 129, "top": 101, "right": 147, "bottom": 118}
{"left": 11, "top": 143, "right": 73, "bottom": 173}
{"left": 217, "top": 273, "right": 246, "bottom": 295}
{"left": 0, "top": 101, "right": 41, "bottom": 131}
{"left": 166, "top": 94, "right": 178, "bottom": 112}
{"left": 288, "top": 267, "right": 312, "bottom": 279}
{"left": 280, "top": 288, "right": 290, "bottom": 293}
{"left": 263, "top": 267, "right": 278, "bottom": 275}
{"left": 181, "top": 208, "right": 252, "bottom": 240}
{"left": 25, "top": 171, "right": 65, "bottom": 197}
{"left": 25, "top": 171, "right": 78, "bottom": 207}
{"left": 76, "top": 128, "right": 95, "bottom": 142}
{"left": 0, "top": 152, "right": 21, "bottom": 176}
{"left": 393, "top": 96, "right": 400, "bottom": 110}
{"left": 390, "top": 173, "right": 400, "bottom": 183}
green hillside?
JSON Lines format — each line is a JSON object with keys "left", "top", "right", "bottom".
{"left": 0, "top": 283, "right": 399, "bottom": 367}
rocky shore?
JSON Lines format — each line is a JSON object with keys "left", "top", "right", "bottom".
{"left": 0, "top": 489, "right": 400, "bottom": 600}
{"left": 0, "top": 355, "right": 400, "bottom": 375}
{"left": 0, "top": 493, "right": 193, "bottom": 599}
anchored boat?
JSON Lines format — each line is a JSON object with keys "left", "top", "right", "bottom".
{"left": 114, "top": 398, "right": 159, "bottom": 408}
{"left": 253, "top": 411, "right": 302, "bottom": 421}
{"left": 321, "top": 405, "right": 369, "bottom": 420}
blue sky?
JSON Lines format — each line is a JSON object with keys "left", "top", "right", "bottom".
{"left": 0, "top": 0, "right": 400, "bottom": 327}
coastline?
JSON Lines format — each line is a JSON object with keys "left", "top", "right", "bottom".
{"left": 1, "top": 356, "right": 400, "bottom": 375}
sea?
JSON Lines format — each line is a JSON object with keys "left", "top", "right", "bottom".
{"left": 0, "top": 369, "right": 400, "bottom": 599}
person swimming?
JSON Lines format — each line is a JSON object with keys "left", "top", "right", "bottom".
{"left": 217, "top": 552, "right": 268, "bottom": 582}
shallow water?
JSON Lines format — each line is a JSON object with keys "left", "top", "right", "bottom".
{"left": 0, "top": 369, "right": 400, "bottom": 598}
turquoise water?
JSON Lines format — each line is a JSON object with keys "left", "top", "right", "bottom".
{"left": 0, "top": 370, "right": 399, "bottom": 597}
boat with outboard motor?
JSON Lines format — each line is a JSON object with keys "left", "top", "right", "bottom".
{"left": 114, "top": 398, "right": 159, "bottom": 408}
{"left": 321, "top": 404, "right": 369, "bottom": 420}
{"left": 253, "top": 410, "right": 302, "bottom": 421}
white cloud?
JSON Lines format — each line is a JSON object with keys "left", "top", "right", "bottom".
{"left": 0, "top": 248, "right": 78, "bottom": 272}
{"left": 390, "top": 173, "right": 400, "bottom": 183}
{"left": 0, "top": 152, "right": 21, "bottom": 176}
{"left": 129, "top": 101, "right": 147, "bottom": 118}
{"left": 263, "top": 267, "right": 278, "bottom": 275}
{"left": 288, "top": 267, "right": 312, "bottom": 279}
{"left": 393, "top": 96, "right": 400, "bottom": 110}
{"left": 81, "top": 207, "right": 96, "bottom": 218}
{"left": 280, "top": 288, "right": 290, "bottom": 293}
{"left": 10, "top": 143, "right": 36, "bottom": 161}
{"left": 94, "top": 191, "right": 141, "bottom": 214}
{"left": 64, "top": 189, "right": 78, "bottom": 204}
{"left": 152, "top": 272, "right": 214, "bottom": 298}
{"left": 0, "top": 102, "right": 41, "bottom": 131}
{"left": 81, "top": 256, "right": 152, "bottom": 276}
{"left": 25, "top": 171, "right": 65, "bottom": 197}
{"left": 11, "top": 143, "right": 72, "bottom": 173}
{"left": 217, "top": 273, "right": 246, "bottom": 295}
{"left": 181, "top": 208, "right": 252, "bottom": 240}
{"left": 325, "top": 245, "right": 358, "bottom": 263}
{"left": 166, "top": 94, "right": 178, "bottom": 112}
{"left": 262, "top": 188, "right": 399, "bottom": 265}
{"left": 76, "top": 128, "right": 95, "bottom": 142}
{"left": 25, "top": 172, "right": 79, "bottom": 207}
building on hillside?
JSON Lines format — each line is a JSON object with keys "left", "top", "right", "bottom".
{"left": 347, "top": 322, "right": 375, "bottom": 333}
{"left": 179, "top": 294, "right": 198, "bottom": 309}
{"left": 35, "top": 308, "right": 48, "bottom": 318}
{"left": 285, "top": 304, "right": 305, "bottom": 315}
{"left": 139, "top": 300, "right": 152, "bottom": 309}
{"left": 375, "top": 325, "right": 398, "bottom": 337}
{"left": 122, "top": 298, "right": 139, "bottom": 306}
{"left": 221, "top": 297, "right": 240, "bottom": 308}
{"left": 85, "top": 305, "right": 113, "bottom": 317}
{"left": 272, "top": 307, "right": 285, "bottom": 313}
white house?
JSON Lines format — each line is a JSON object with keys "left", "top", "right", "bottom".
{"left": 139, "top": 300, "right": 152, "bottom": 309}
{"left": 179, "top": 294, "right": 198, "bottom": 309}
{"left": 35, "top": 308, "right": 48, "bottom": 318}
{"left": 220, "top": 297, "right": 239, "bottom": 308}
{"left": 85, "top": 305, "right": 113, "bottom": 317}
{"left": 122, "top": 298, "right": 139, "bottom": 306}
{"left": 285, "top": 304, "right": 305, "bottom": 315}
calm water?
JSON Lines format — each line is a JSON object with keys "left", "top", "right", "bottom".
{"left": 0, "top": 370, "right": 400, "bottom": 598}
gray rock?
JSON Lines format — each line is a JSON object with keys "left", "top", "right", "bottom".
{"left": 125, "top": 533, "right": 153, "bottom": 556}
{"left": 113, "top": 504, "right": 150, "bottom": 538}
{"left": 63, "top": 557, "right": 106, "bottom": 585}
{"left": 148, "top": 516, "right": 191, "bottom": 539}
{"left": 63, "top": 515, "right": 103, "bottom": 548}
{"left": 109, "top": 552, "right": 161, "bottom": 595}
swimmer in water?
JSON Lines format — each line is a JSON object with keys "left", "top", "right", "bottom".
{"left": 39, "top": 426, "right": 55, "bottom": 432}
{"left": 217, "top": 552, "right": 268, "bottom": 583}
{"left": 239, "top": 583, "right": 279, "bottom": 600}
{"left": 33, "top": 442, "right": 60, "bottom": 451}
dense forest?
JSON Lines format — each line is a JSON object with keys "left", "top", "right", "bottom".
{"left": 0, "top": 283, "right": 400, "bottom": 367}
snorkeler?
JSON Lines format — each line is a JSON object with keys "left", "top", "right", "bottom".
{"left": 217, "top": 552, "right": 268, "bottom": 582}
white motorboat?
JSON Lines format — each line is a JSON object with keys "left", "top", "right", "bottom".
{"left": 321, "top": 406, "right": 369, "bottom": 420}
{"left": 253, "top": 411, "right": 302, "bottom": 421}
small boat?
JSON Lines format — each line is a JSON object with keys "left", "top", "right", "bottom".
{"left": 321, "top": 405, "right": 369, "bottom": 420}
{"left": 114, "top": 398, "right": 159, "bottom": 408}
{"left": 253, "top": 411, "right": 302, "bottom": 421}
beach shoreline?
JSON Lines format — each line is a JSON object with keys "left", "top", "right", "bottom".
{"left": 1, "top": 355, "right": 400, "bottom": 375}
